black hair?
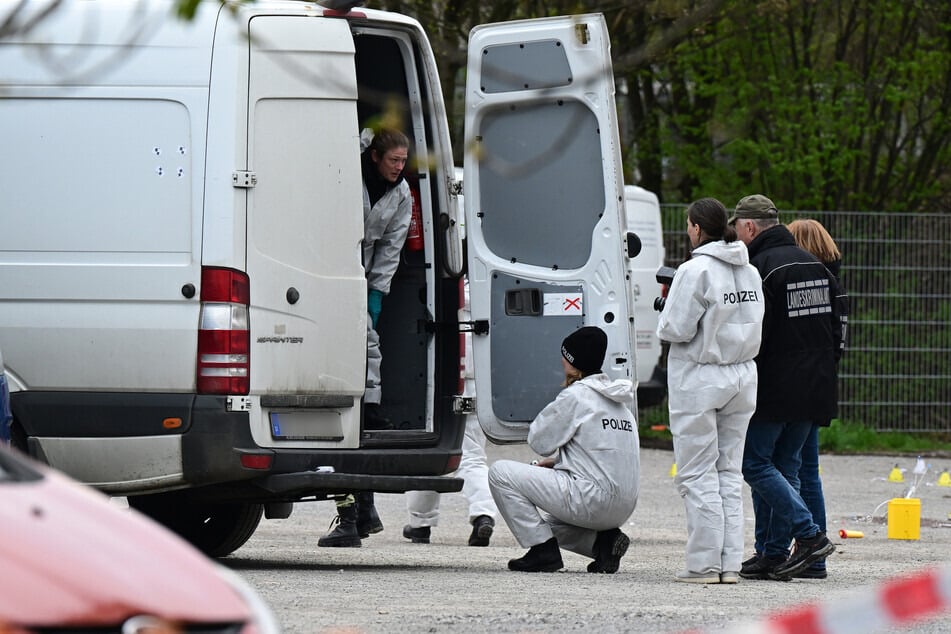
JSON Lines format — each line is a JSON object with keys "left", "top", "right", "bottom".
{"left": 687, "top": 197, "right": 737, "bottom": 243}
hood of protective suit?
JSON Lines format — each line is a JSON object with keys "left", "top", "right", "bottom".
{"left": 577, "top": 373, "right": 634, "bottom": 404}
{"left": 691, "top": 238, "right": 750, "bottom": 267}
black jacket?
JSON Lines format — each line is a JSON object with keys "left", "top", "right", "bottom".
{"left": 747, "top": 226, "right": 844, "bottom": 425}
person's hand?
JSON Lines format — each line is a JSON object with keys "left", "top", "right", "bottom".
{"left": 368, "top": 289, "right": 384, "bottom": 328}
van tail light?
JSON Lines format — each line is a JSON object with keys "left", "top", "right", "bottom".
{"left": 197, "top": 267, "right": 250, "bottom": 395}
{"left": 406, "top": 187, "right": 424, "bottom": 252}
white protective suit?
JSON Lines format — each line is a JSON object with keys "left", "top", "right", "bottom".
{"left": 488, "top": 374, "right": 640, "bottom": 558}
{"left": 406, "top": 416, "right": 497, "bottom": 526}
{"left": 361, "top": 144, "right": 412, "bottom": 405}
{"left": 656, "top": 239, "right": 764, "bottom": 575}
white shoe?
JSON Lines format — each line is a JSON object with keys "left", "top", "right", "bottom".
{"left": 675, "top": 571, "right": 721, "bottom": 584}
{"left": 720, "top": 572, "right": 739, "bottom": 584}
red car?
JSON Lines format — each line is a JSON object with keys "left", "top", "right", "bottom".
{"left": 0, "top": 445, "right": 278, "bottom": 634}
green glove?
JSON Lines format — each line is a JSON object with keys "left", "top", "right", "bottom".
{"left": 368, "top": 289, "right": 384, "bottom": 328}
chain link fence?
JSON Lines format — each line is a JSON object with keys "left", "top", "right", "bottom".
{"left": 658, "top": 206, "right": 951, "bottom": 433}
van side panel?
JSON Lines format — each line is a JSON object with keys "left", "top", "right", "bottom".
{"left": 0, "top": 3, "right": 212, "bottom": 392}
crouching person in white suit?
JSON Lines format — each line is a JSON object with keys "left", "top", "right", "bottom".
{"left": 488, "top": 327, "right": 640, "bottom": 573}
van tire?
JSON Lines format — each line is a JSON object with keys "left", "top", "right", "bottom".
{"left": 129, "top": 491, "right": 264, "bottom": 557}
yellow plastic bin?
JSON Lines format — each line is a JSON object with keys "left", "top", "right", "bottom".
{"left": 887, "top": 498, "right": 921, "bottom": 540}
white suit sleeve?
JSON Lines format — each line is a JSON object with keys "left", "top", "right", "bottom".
{"left": 656, "top": 265, "right": 708, "bottom": 343}
{"left": 527, "top": 389, "right": 582, "bottom": 457}
{"left": 366, "top": 186, "right": 412, "bottom": 294}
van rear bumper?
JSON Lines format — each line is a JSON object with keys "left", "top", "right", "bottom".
{"left": 207, "top": 472, "right": 464, "bottom": 504}
{"left": 11, "top": 391, "right": 465, "bottom": 497}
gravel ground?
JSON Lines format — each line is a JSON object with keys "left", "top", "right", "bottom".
{"left": 226, "top": 444, "right": 951, "bottom": 633}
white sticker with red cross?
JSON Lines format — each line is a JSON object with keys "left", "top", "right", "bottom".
{"left": 543, "top": 293, "right": 583, "bottom": 316}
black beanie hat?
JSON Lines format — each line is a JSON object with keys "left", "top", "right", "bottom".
{"left": 561, "top": 326, "right": 607, "bottom": 374}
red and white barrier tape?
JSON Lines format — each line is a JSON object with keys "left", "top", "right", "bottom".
{"left": 691, "top": 564, "right": 951, "bottom": 634}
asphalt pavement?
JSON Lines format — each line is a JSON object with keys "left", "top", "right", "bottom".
{"left": 226, "top": 444, "right": 951, "bottom": 633}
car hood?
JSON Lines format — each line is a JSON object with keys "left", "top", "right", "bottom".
{"left": 0, "top": 461, "right": 251, "bottom": 628}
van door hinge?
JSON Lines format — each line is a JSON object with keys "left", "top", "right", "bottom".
{"left": 452, "top": 395, "right": 475, "bottom": 414}
{"left": 459, "top": 320, "right": 489, "bottom": 335}
{"left": 232, "top": 171, "right": 257, "bottom": 188}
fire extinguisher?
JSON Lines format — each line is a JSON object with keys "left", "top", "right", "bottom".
{"left": 406, "top": 187, "right": 424, "bottom": 252}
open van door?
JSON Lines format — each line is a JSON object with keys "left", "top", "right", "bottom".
{"left": 463, "top": 14, "right": 636, "bottom": 443}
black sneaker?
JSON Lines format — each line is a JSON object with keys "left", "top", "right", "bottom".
{"left": 402, "top": 525, "right": 431, "bottom": 544}
{"left": 508, "top": 537, "right": 564, "bottom": 572}
{"left": 769, "top": 532, "right": 835, "bottom": 581}
{"left": 587, "top": 528, "right": 631, "bottom": 574}
{"left": 468, "top": 515, "right": 494, "bottom": 547}
{"left": 739, "top": 554, "right": 786, "bottom": 580}
{"left": 742, "top": 553, "right": 762, "bottom": 568}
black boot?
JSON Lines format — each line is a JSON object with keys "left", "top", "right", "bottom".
{"left": 508, "top": 537, "right": 563, "bottom": 572}
{"left": 402, "top": 525, "right": 431, "bottom": 543}
{"left": 355, "top": 491, "right": 384, "bottom": 538}
{"left": 587, "top": 528, "right": 630, "bottom": 574}
{"left": 468, "top": 515, "right": 494, "bottom": 547}
{"left": 317, "top": 503, "right": 362, "bottom": 548}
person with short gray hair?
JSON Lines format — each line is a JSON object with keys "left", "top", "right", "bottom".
{"left": 731, "top": 194, "right": 842, "bottom": 581}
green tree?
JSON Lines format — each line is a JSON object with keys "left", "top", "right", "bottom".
{"left": 626, "top": 1, "right": 951, "bottom": 211}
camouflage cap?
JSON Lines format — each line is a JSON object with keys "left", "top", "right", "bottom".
{"left": 729, "top": 194, "right": 779, "bottom": 224}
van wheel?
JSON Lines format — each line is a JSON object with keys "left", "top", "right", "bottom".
{"left": 128, "top": 491, "right": 264, "bottom": 557}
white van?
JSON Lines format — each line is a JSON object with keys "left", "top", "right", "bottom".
{"left": 0, "top": 1, "right": 637, "bottom": 552}
{"left": 624, "top": 185, "right": 667, "bottom": 408}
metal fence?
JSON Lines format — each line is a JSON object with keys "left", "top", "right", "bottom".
{"left": 657, "top": 206, "right": 951, "bottom": 433}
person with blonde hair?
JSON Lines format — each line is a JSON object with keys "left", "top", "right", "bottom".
{"left": 787, "top": 219, "right": 842, "bottom": 278}
{"left": 785, "top": 218, "right": 849, "bottom": 579}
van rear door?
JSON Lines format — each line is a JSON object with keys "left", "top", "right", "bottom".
{"left": 463, "top": 14, "right": 635, "bottom": 443}
{"left": 243, "top": 16, "right": 367, "bottom": 448}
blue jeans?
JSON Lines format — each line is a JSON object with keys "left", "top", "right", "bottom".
{"left": 743, "top": 421, "right": 819, "bottom": 560}
{"left": 798, "top": 423, "right": 827, "bottom": 570}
